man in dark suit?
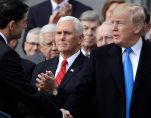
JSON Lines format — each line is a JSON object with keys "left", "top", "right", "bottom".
{"left": 23, "top": 0, "right": 92, "bottom": 44}
{"left": 63, "top": 3, "right": 151, "bottom": 118}
{"left": 0, "top": 0, "right": 72, "bottom": 118}
{"left": 33, "top": 16, "right": 88, "bottom": 109}
{"left": 8, "top": 39, "right": 36, "bottom": 79}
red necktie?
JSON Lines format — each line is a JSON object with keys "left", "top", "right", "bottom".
{"left": 55, "top": 60, "right": 68, "bottom": 86}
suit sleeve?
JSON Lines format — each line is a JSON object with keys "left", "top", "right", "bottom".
{"left": 0, "top": 49, "right": 62, "bottom": 118}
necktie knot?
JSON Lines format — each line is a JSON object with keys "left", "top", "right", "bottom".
{"left": 125, "top": 48, "right": 132, "bottom": 54}
{"left": 62, "top": 60, "right": 68, "bottom": 66}
{"left": 55, "top": 5, "right": 61, "bottom": 12}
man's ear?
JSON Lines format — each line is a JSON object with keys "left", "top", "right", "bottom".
{"left": 134, "top": 23, "right": 142, "bottom": 34}
{"left": 8, "top": 21, "right": 16, "bottom": 31}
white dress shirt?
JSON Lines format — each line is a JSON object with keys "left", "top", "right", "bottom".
{"left": 0, "top": 32, "right": 8, "bottom": 44}
{"left": 55, "top": 50, "right": 80, "bottom": 77}
{"left": 81, "top": 47, "right": 90, "bottom": 57}
{"left": 122, "top": 38, "right": 142, "bottom": 80}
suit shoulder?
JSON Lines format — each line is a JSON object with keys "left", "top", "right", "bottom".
{"left": 0, "top": 43, "right": 19, "bottom": 58}
{"left": 21, "top": 58, "right": 35, "bottom": 67}
{"left": 93, "top": 43, "right": 115, "bottom": 54}
{"left": 36, "top": 56, "right": 58, "bottom": 68}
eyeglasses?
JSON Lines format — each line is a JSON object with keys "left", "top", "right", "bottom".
{"left": 26, "top": 42, "right": 39, "bottom": 46}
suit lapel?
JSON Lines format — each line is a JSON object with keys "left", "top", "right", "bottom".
{"left": 133, "top": 40, "right": 151, "bottom": 92}
{"left": 107, "top": 45, "right": 125, "bottom": 96}
{"left": 59, "top": 53, "right": 85, "bottom": 88}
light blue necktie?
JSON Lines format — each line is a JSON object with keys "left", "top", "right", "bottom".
{"left": 123, "top": 48, "right": 134, "bottom": 118}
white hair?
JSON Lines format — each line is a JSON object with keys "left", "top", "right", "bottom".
{"left": 57, "top": 16, "right": 83, "bottom": 35}
{"left": 26, "top": 27, "right": 41, "bottom": 42}
{"left": 39, "top": 24, "right": 56, "bottom": 44}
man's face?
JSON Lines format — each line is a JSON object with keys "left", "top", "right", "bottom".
{"left": 55, "top": 21, "right": 82, "bottom": 57}
{"left": 96, "top": 24, "right": 113, "bottom": 47}
{"left": 111, "top": 12, "right": 136, "bottom": 48}
{"left": 24, "top": 34, "right": 39, "bottom": 56}
{"left": 81, "top": 20, "right": 98, "bottom": 48}
{"left": 40, "top": 32, "right": 59, "bottom": 59}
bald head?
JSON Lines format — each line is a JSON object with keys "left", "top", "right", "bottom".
{"left": 96, "top": 21, "right": 113, "bottom": 47}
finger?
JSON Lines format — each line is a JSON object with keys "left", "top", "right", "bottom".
{"left": 38, "top": 74, "right": 46, "bottom": 81}
{"left": 36, "top": 82, "right": 44, "bottom": 89}
{"left": 45, "top": 71, "right": 55, "bottom": 79}
{"left": 36, "top": 78, "right": 46, "bottom": 87}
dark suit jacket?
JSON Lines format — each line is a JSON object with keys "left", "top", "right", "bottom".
{"left": 65, "top": 40, "right": 151, "bottom": 118}
{"left": 0, "top": 35, "right": 62, "bottom": 118}
{"left": 20, "top": 58, "right": 35, "bottom": 79}
{"left": 23, "top": 0, "right": 92, "bottom": 44}
{"left": 32, "top": 52, "right": 88, "bottom": 108}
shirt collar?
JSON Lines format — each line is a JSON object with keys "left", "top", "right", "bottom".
{"left": 58, "top": 50, "right": 80, "bottom": 67}
{"left": 81, "top": 47, "right": 90, "bottom": 56}
{"left": 50, "top": 0, "right": 69, "bottom": 13}
{"left": 0, "top": 32, "right": 8, "bottom": 44}
{"left": 122, "top": 37, "right": 143, "bottom": 56}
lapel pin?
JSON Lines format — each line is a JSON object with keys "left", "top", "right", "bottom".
{"left": 70, "top": 68, "right": 74, "bottom": 72}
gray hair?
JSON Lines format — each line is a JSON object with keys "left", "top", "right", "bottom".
{"left": 80, "top": 10, "right": 100, "bottom": 22}
{"left": 26, "top": 27, "right": 41, "bottom": 42}
{"left": 57, "top": 16, "right": 83, "bottom": 35}
{"left": 39, "top": 24, "right": 56, "bottom": 44}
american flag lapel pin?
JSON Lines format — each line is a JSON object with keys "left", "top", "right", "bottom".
{"left": 70, "top": 68, "right": 74, "bottom": 72}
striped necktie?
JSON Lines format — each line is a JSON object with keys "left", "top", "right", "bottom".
{"left": 55, "top": 60, "right": 68, "bottom": 86}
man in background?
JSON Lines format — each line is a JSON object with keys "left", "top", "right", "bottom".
{"left": 96, "top": 21, "right": 113, "bottom": 47}
{"left": 24, "top": 27, "right": 40, "bottom": 56}
{"left": 26, "top": 24, "right": 59, "bottom": 64}
{"left": 80, "top": 10, "right": 100, "bottom": 57}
